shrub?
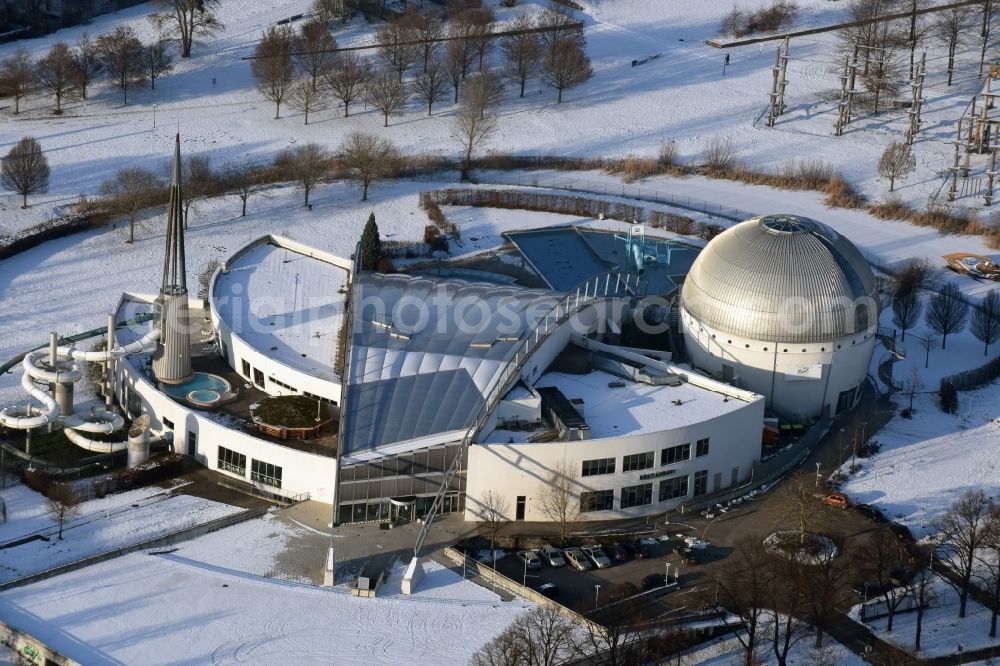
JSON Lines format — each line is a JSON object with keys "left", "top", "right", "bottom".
{"left": 701, "top": 136, "right": 739, "bottom": 175}
{"left": 618, "top": 155, "right": 661, "bottom": 183}
{"left": 868, "top": 195, "right": 913, "bottom": 220}
{"left": 824, "top": 174, "right": 865, "bottom": 208}
{"left": 939, "top": 380, "right": 958, "bottom": 414}
{"left": 658, "top": 140, "right": 679, "bottom": 169}
{"left": 424, "top": 225, "right": 448, "bottom": 252}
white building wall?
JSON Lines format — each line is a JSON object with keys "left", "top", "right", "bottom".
{"left": 680, "top": 309, "right": 876, "bottom": 420}
{"left": 116, "top": 359, "right": 337, "bottom": 503}
{"left": 464, "top": 396, "right": 764, "bottom": 522}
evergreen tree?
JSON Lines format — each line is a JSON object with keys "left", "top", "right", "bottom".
{"left": 360, "top": 213, "right": 382, "bottom": 271}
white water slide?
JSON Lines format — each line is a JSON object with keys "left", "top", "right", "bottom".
{"left": 0, "top": 327, "right": 159, "bottom": 453}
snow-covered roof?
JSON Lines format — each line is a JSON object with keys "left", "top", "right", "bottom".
{"left": 213, "top": 240, "right": 348, "bottom": 382}
{"left": 341, "top": 274, "right": 557, "bottom": 459}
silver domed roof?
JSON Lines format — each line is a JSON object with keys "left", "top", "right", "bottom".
{"left": 680, "top": 215, "right": 878, "bottom": 344}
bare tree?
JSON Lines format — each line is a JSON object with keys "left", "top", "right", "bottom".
{"left": 464, "top": 70, "right": 505, "bottom": 119}
{"left": 477, "top": 489, "right": 509, "bottom": 563}
{"left": 251, "top": 25, "right": 295, "bottom": 119}
{"left": 457, "top": 5, "right": 495, "bottom": 71}
{"left": 339, "top": 132, "right": 398, "bottom": 202}
{"left": 471, "top": 628, "right": 525, "bottom": 666}
{"left": 860, "top": 16, "right": 903, "bottom": 114}
{"left": 46, "top": 483, "right": 81, "bottom": 540}
{"left": 981, "top": 503, "right": 1000, "bottom": 637}
{"left": 878, "top": 142, "right": 916, "bottom": 192}
{"left": 766, "top": 553, "right": 810, "bottom": 666}
{"left": 779, "top": 471, "right": 825, "bottom": 546}
{"left": 288, "top": 76, "right": 326, "bottom": 125}
{"left": 312, "top": 0, "right": 350, "bottom": 25}
{"left": 572, "top": 599, "right": 653, "bottom": 666}
{"left": 224, "top": 159, "right": 267, "bottom": 217}
{"left": 891, "top": 257, "right": 940, "bottom": 299}
{"left": 72, "top": 33, "right": 102, "bottom": 101}
{"left": 293, "top": 20, "right": 337, "bottom": 92}
{"left": 504, "top": 605, "right": 575, "bottom": 666}
{"left": 97, "top": 26, "right": 146, "bottom": 105}
{"left": 446, "top": 19, "right": 477, "bottom": 81}
{"left": 933, "top": 6, "right": 973, "bottom": 86}
{"left": 327, "top": 51, "right": 367, "bottom": 117}
{"left": 376, "top": 13, "right": 420, "bottom": 82}
{"left": 142, "top": 39, "right": 175, "bottom": 90}
{"left": 100, "top": 166, "right": 162, "bottom": 243}
{"left": 926, "top": 283, "right": 969, "bottom": 349}
{"left": 935, "top": 489, "right": 992, "bottom": 618}
{"left": 542, "top": 36, "right": 592, "bottom": 104}
{"left": 801, "top": 542, "right": 851, "bottom": 649}
{"left": 0, "top": 48, "right": 36, "bottom": 114}
{"left": 502, "top": 15, "right": 541, "bottom": 97}
{"left": 415, "top": 11, "right": 443, "bottom": 73}
{"left": 36, "top": 43, "right": 77, "bottom": 113}
{"left": 2, "top": 137, "right": 50, "bottom": 209}
{"left": 903, "top": 365, "right": 921, "bottom": 414}
{"left": 181, "top": 154, "right": 213, "bottom": 228}
{"left": 907, "top": 545, "right": 936, "bottom": 651}
{"left": 275, "top": 143, "right": 331, "bottom": 207}
{"left": 713, "top": 535, "right": 773, "bottom": 666}
{"left": 917, "top": 332, "right": 937, "bottom": 368}
{"left": 891, "top": 290, "right": 921, "bottom": 341}
{"left": 535, "top": 460, "right": 580, "bottom": 545}
{"left": 971, "top": 290, "right": 1000, "bottom": 356}
{"left": 365, "top": 66, "right": 408, "bottom": 127}
{"left": 445, "top": 40, "right": 470, "bottom": 103}
{"left": 413, "top": 58, "right": 449, "bottom": 115}
{"left": 150, "top": 0, "right": 223, "bottom": 58}
{"left": 862, "top": 530, "right": 912, "bottom": 632}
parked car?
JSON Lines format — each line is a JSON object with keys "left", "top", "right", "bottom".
{"left": 824, "top": 492, "right": 849, "bottom": 509}
{"left": 641, "top": 573, "right": 667, "bottom": 591}
{"left": 564, "top": 548, "right": 592, "bottom": 571}
{"left": 607, "top": 543, "right": 629, "bottom": 562}
{"left": 627, "top": 542, "right": 651, "bottom": 559}
{"left": 536, "top": 582, "right": 559, "bottom": 599}
{"left": 607, "top": 582, "right": 638, "bottom": 602}
{"left": 582, "top": 545, "right": 612, "bottom": 569}
{"left": 539, "top": 545, "right": 566, "bottom": 567}
{"left": 516, "top": 550, "right": 541, "bottom": 570}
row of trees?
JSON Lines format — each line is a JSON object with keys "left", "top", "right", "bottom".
{"left": 889, "top": 260, "right": 1000, "bottom": 355}
{"left": 249, "top": 8, "right": 593, "bottom": 124}
{"left": 0, "top": 26, "right": 175, "bottom": 112}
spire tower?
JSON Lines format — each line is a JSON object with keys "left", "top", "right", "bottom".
{"left": 152, "top": 134, "right": 193, "bottom": 384}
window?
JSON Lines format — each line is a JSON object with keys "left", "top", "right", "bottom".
{"left": 253, "top": 368, "right": 265, "bottom": 388}
{"left": 696, "top": 438, "right": 710, "bottom": 457}
{"left": 693, "top": 470, "right": 708, "bottom": 496}
{"left": 659, "top": 476, "right": 688, "bottom": 501}
{"left": 620, "top": 483, "right": 653, "bottom": 509}
{"left": 218, "top": 446, "right": 246, "bottom": 476}
{"left": 836, "top": 388, "right": 855, "bottom": 415}
{"left": 251, "top": 459, "right": 282, "bottom": 488}
{"left": 661, "top": 443, "right": 691, "bottom": 466}
{"left": 580, "top": 490, "right": 614, "bottom": 513}
{"left": 241, "top": 359, "right": 250, "bottom": 378}
{"left": 163, "top": 417, "right": 174, "bottom": 430}
{"left": 582, "top": 458, "right": 615, "bottom": 477}
{"left": 622, "top": 452, "right": 654, "bottom": 472}
{"left": 855, "top": 303, "right": 869, "bottom": 330}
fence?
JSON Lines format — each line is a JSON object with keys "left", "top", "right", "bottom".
{"left": 217, "top": 474, "right": 309, "bottom": 505}
{"left": 475, "top": 172, "right": 757, "bottom": 222}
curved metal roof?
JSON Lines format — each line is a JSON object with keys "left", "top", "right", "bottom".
{"left": 680, "top": 215, "right": 878, "bottom": 344}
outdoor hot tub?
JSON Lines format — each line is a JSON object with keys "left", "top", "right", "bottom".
{"left": 162, "top": 373, "right": 232, "bottom": 410}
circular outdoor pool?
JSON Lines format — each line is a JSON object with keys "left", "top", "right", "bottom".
{"left": 162, "top": 373, "right": 231, "bottom": 409}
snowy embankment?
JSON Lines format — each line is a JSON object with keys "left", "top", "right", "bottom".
{"left": 0, "top": 513, "right": 533, "bottom": 665}
{"left": 839, "top": 384, "right": 1000, "bottom": 538}
{"left": 0, "top": 481, "right": 242, "bottom": 582}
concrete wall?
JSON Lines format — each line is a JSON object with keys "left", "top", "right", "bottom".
{"left": 680, "top": 309, "right": 875, "bottom": 420}
{"left": 209, "top": 235, "right": 350, "bottom": 405}
{"left": 116, "top": 358, "right": 337, "bottom": 503}
{"left": 465, "top": 393, "right": 764, "bottom": 522}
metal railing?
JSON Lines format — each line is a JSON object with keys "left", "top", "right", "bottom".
{"left": 476, "top": 172, "right": 758, "bottom": 222}
{"left": 411, "top": 273, "right": 637, "bottom": 557}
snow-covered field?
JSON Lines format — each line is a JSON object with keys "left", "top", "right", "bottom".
{"left": 839, "top": 383, "right": 1000, "bottom": 538}
{"left": 680, "top": 629, "right": 855, "bottom": 666}
{"left": 850, "top": 578, "right": 1000, "bottom": 658}
{"left": 0, "top": 481, "right": 242, "bottom": 581}
{"left": 0, "top": 513, "right": 533, "bottom": 665}
{"left": 0, "top": 0, "right": 993, "bottom": 239}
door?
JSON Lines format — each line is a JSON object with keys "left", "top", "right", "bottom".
{"left": 515, "top": 496, "right": 526, "bottom": 521}
{"left": 713, "top": 472, "right": 722, "bottom": 492}
{"left": 187, "top": 431, "right": 197, "bottom": 457}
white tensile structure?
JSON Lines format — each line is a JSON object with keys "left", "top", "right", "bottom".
{"left": 679, "top": 214, "right": 879, "bottom": 421}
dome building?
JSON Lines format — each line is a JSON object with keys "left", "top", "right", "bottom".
{"left": 679, "top": 214, "right": 879, "bottom": 420}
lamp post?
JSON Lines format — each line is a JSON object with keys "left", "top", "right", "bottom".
{"left": 523, "top": 553, "right": 528, "bottom": 588}
{"left": 815, "top": 461, "right": 822, "bottom": 487}
{"left": 594, "top": 584, "right": 601, "bottom": 609}
{"left": 665, "top": 562, "right": 671, "bottom": 587}
{"left": 152, "top": 104, "right": 157, "bottom": 129}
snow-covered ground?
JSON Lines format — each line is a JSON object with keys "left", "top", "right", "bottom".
{"left": 0, "top": 0, "right": 993, "bottom": 239}
{"left": 839, "top": 382, "right": 1000, "bottom": 538}
{"left": 850, "top": 577, "right": 1000, "bottom": 659}
{"left": 0, "top": 481, "right": 242, "bottom": 581}
{"left": 0, "top": 513, "right": 533, "bottom": 665}
{"left": 680, "top": 629, "right": 855, "bottom": 666}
